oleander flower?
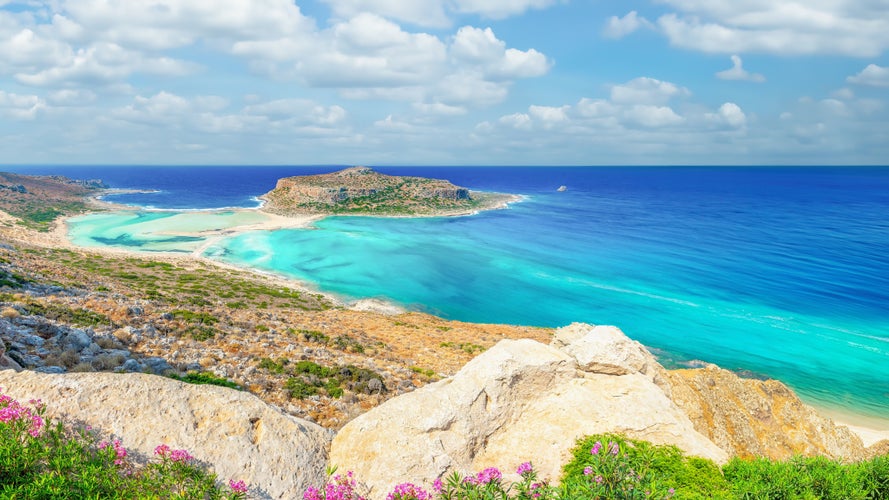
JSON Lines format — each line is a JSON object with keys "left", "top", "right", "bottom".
{"left": 591, "top": 441, "right": 603, "bottom": 455}
{"left": 386, "top": 482, "right": 431, "bottom": 500}
{"left": 475, "top": 467, "right": 502, "bottom": 485}
{"left": 229, "top": 479, "right": 248, "bottom": 494}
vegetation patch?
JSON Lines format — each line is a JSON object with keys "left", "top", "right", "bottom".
{"left": 167, "top": 371, "right": 240, "bottom": 390}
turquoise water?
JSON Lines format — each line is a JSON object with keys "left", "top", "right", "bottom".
{"left": 61, "top": 166, "right": 889, "bottom": 422}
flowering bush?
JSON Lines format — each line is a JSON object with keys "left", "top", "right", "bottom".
{"left": 304, "top": 469, "right": 367, "bottom": 500}
{"left": 0, "top": 388, "right": 247, "bottom": 499}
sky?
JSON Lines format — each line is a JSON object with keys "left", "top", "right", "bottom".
{"left": 0, "top": 0, "right": 888, "bottom": 166}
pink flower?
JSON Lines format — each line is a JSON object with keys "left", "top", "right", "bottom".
{"left": 303, "top": 486, "right": 323, "bottom": 500}
{"left": 516, "top": 462, "right": 533, "bottom": 476}
{"left": 386, "top": 482, "right": 431, "bottom": 500}
{"left": 170, "top": 449, "right": 193, "bottom": 463}
{"left": 475, "top": 467, "right": 502, "bottom": 485}
{"left": 229, "top": 479, "right": 248, "bottom": 494}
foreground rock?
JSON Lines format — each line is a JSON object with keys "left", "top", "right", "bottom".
{"left": 0, "top": 370, "right": 331, "bottom": 500}
{"left": 330, "top": 323, "right": 870, "bottom": 499}
{"left": 330, "top": 324, "right": 726, "bottom": 498}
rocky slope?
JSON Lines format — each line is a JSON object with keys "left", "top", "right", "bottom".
{"left": 262, "top": 166, "right": 514, "bottom": 216}
{"left": 0, "top": 172, "right": 106, "bottom": 231}
{"left": 330, "top": 324, "right": 873, "bottom": 498}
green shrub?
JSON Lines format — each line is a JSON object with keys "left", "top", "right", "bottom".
{"left": 561, "top": 434, "right": 729, "bottom": 499}
{"left": 723, "top": 455, "right": 876, "bottom": 500}
{"left": 168, "top": 372, "right": 240, "bottom": 390}
{"left": 285, "top": 378, "right": 318, "bottom": 399}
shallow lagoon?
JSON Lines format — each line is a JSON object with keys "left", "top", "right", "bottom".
{"left": 67, "top": 210, "right": 270, "bottom": 253}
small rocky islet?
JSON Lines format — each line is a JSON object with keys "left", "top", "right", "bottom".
{"left": 261, "top": 166, "right": 518, "bottom": 216}
{"left": 1, "top": 170, "right": 888, "bottom": 499}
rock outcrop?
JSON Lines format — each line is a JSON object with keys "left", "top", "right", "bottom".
{"left": 330, "top": 323, "right": 871, "bottom": 499}
{"left": 329, "top": 324, "right": 727, "bottom": 498}
{"left": 261, "top": 167, "right": 511, "bottom": 216}
{"left": 0, "top": 370, "right": 331, "bottom": 500}
{"left": 666, "top": 365, "right": 866, "bottom": 460}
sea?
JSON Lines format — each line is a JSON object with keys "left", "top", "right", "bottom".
{"left": 8, "top": 165, "right": 889, "bottom": 423}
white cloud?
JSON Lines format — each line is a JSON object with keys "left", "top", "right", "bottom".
{"left": 14, "top": 42, "right": 196, "bottom": 87}
{"left": 321, "top": 0, "right": 559, "bottom": 27}
{"left": 610, "top": 77, "right": 690, "bottom": 105}
{"left": 847, "top": 64, "right": 889, "bottom": 87}
{"left": 623, "top": 105, "right": 684, "bottom": 128}
{"left": 449, "top": 26, "right": 550, "bottom": 80}
{"left": 110, "top": 92, "right": 349, "bottom": 135}
{"left": 716, "top": 55, "right": 765, "bottom": 82}
{"left": 412, "top": 102, "right": 467, "bottom": 116}
{"left": 0, "top": 89, "right": 46, "bottom": 119}
{"left": 499, "top": 112, "right": 532, "bottom": 130}
{"left": 707, "top": 102, "right": 747, "bottom": 128}
{"left": 655, "top": 1, "right": 889, "bottom": 56}
{"left": 603, "top": 11, "right": 648, "bottom": 39}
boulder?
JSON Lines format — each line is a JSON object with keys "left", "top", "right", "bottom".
{"left": 0, "top": 370, "right": 331, "bottom": 499}
{"left": 64, "top": 329, "right": 92, "bottom": 351}
{"left": 330, "top": 330, "right": 726, "bottom": 499}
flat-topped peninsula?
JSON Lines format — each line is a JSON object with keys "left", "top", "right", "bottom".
{"left": 261, "top": 166, "right": 518, "bottom": 216}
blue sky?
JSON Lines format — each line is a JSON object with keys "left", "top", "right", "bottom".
{"left": 0, "top": 0, "right": 887, "bottom": 165}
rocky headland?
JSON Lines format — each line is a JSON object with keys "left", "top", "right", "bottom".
{"left": 261, "top": 166, "right": 518, "bottom": 216}
{"left": 1, "top": 171, "right": 888, "bottom": 498}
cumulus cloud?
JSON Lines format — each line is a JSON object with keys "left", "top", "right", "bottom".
{"left": 482, "top": 76, "right": 739, "bottom": 135}
{"left": 0, "top": 0, "right": 550, "bottom": 112}
{"left": 15, "top": 42, "right": 196, "bottom": 87}
{"left": 603, "top": 11, "right": 648, "bottom": 39}
{"left": 321, "top": 0, "right": 559, "bottom": 27}
{"left": 0, "top": 89, "right": 45, "bottom": 119}
{"left": 610, "top": 77, "right": 690, "bottom": 105}
{"left": 111, "top": 92, "right": 349, "bottom": 134}
{"left": 716, "top": 55, "right": 765, "bottom": 82}
{"left": 847, "top": 64, "right": 889, "bottom": 87}
{"left": 655, "top": 1, "right": 889, "bottom": 56}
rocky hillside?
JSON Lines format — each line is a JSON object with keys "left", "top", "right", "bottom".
{"left": 0, "top": 172, "right": 106, "bottom": 231}
{"left": 262, "top": 167, "right": 515, "bottom": 216}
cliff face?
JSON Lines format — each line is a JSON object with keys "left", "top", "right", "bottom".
{"left": 667, "top": 365, "right": 865, "bottom": 460}
{"left": 262, "top": 167, "right": 479, "bottom": 216}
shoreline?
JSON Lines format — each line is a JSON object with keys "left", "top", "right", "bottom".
{"left": 3, "top": 195, "right": 889, "bottom": 445}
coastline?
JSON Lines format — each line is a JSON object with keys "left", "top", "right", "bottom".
{"left": 3, "top": 192, "right": 889, "bottom": 446}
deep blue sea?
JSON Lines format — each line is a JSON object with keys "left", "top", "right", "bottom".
{"left": 10, "top": 165, "right": 889, "bottom": 422}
